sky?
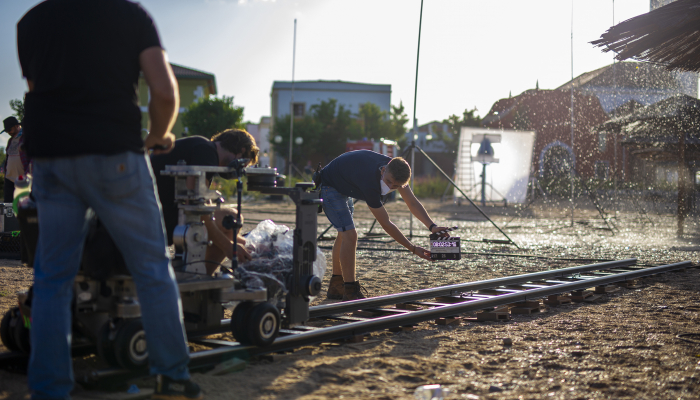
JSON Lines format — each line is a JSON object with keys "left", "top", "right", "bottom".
{"left": 0, "top": 0, "right": 653, "bottom": 148}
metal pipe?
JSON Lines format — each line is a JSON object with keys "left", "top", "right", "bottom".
{"left": 570, "top": 0, "right": 575, "bottom": 227}
{"left": 287, "top": 19, "right": 297, "bottom": 188}
{"left": 409, "top": 0, "right": 424, "bottom": 239}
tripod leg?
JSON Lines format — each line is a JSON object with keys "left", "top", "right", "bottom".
{"left": 414, "top": 145, "right": 519, "bottom": 248}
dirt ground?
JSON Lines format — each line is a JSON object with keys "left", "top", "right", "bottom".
{"left": 1, "top": 198, "right": 699, "bottom": 399}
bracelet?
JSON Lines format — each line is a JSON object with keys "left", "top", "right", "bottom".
{"left": 428, "top": 223, "right": 437, "bottom": 232}
{"left": 412, "top": 245, "right": 416, "bottom": 254}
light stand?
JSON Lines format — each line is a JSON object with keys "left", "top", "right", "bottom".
{"left": 221, "top": 159, "right": 248, "bottom": 270}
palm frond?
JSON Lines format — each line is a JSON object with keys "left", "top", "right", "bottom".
{"left": 591, "top": 0, "right": 700, "bottom": 72}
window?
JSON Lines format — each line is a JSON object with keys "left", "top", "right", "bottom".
{"left": 594, "top": 161, "right": 609, "bottom": 180}
{"left": 598, "top": 131, "right": 607, "bottom": 152}
{"left": 292, "top": 103, "right": 305, "bottom": 117}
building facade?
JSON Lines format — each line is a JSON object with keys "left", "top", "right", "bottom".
{"left": 246, "top": 117, "right": 272, "bottom": 167}
{"left": 403, "top": 121, "right": 457, "bottom": 178}
{"left": 556, "top": 62, "right": 697, "bottom": 114}
{"left": 270, "top": 80, "right": 391, "bottom": 122}
{"left": 483, "top": 61, "right": 697, "bottom": 182}
{"left": 269, "top": 80, "right": 392, "bottom": 170}
{"left": 138, "top": 63, "right": 217, "bottom": 137}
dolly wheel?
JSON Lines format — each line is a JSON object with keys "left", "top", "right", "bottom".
{"left": 230, "top": 302, "right": 254, "bottom": 344}
{"left": 1, "top": 308, "right": 19, "bottom": 352}
{"left": 245, "top": 303, "right": 280, "bottom": 347}
{"left": 96, "top": 321, "right": 119, "bottom": 368}
{"left": 114, "top": 318, "right": 148, "bottom": 370}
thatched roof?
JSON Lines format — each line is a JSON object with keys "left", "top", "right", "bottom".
{"left": 591, "top": 0, "right": 700, "bottom": 72}
{"left": 597, "top": 94, "right": 700, "bottom": 145}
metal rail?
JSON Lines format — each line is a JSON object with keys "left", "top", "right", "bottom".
{"left": 2, "top": 260, "right": 692, "bottom": 384}
{"left": 308, "top": 258, "right": 638, "bottom": 317}
{"left": 187, "top": 261, "right": 691, "bottom": 368}
{"left": 73, "top": 259, "right": 693, "bottom": 385}
{"left": 208, "top": 258, "right": 637, "bottom": 329}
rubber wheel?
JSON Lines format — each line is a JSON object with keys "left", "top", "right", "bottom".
{"left": 13, "top": 313, "right": 30, "bottom": 354}
{"left": 230, "top": 302, "right": 254, "bottom": 344}
{"left": 245, "top": 303, "right": 280, "bottom": 347}
{"left": 1, "top": 308, "right": 19, "bottom": 352}
{"left": 96, "top": 321, "right": 120, "bottom": 368}
{"left": 114, "top": 318, "right": 148, "bottom": 370}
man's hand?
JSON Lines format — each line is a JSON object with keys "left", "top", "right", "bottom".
{"left": 430, "top": 225, "right": 451, "bottom": 237}
{"left": 144, "top": 132, "right": 175, "bottom": 155}
{"left": 412, "top": 245, "right": 433, "bottom": 261}
{"left": 235, "top": 243, "right": 252, "bottom": 263}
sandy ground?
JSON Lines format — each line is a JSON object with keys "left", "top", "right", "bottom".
{"left": 1, "top": 198, "right": 699, "bottom": 399}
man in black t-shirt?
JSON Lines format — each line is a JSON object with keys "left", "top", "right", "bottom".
{"left": 319, "top": 150, "right": 449, "bottom": 301}
{"left": 17, "top": 1, "right": 201, "bottom": 398}
{"left": 151, "top": 129, "right": 258, "bottom": 275}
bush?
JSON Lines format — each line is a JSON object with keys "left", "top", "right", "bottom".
{"left": 411, "top": 175, "right": 452, "bottom": 198}
{"left": 211, "top": 176, "right": 263, "bottom": 201}
{"left": 211, "top": 175, "right": 307, "bottom": 202}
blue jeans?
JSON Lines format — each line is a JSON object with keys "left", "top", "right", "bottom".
{"left": 28, "top": 152, "right": 190, "bottom": 399}
{"left": 320, "top": 185, "right": 355, "bottom": 231}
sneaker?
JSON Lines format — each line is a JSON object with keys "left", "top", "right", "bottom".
{"left": 153, "top": 375, "right": 203, "bottom": 400}
{"left": 342, "top": 281, "right": 368, "bottom": 301}
{"left": 326, "top": 275, "right": 344, "bottom": 300}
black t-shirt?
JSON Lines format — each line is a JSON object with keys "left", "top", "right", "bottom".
{"left": 320, "top": 150, "right": 390, "bottom": 209}
{"left": 150, "top": 136, "right": 219, "bottom": 244}
{"left": 17, "top": 0, "right": 162, "bottom": 158}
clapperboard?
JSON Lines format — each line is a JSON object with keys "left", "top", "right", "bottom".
{"left": 429, "top": 226, "right": 460, "bottom": 260}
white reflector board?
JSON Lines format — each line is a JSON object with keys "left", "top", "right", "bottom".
{"left": 455, "top": 127, "right": 535, "bottom": 204}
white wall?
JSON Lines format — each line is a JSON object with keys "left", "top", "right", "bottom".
{"left": 455, "top": 127, "right": 536, "bottom": 204}
{"left": 246, "top": 116, "right": 272, "bottom": 168}
{"left": 272, "top": 81, "right": 391, "bottom": 119}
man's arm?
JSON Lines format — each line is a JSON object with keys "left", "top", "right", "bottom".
{"left": 202, "top": 216, "right": 252, "bottom": 263}
{"left": 397, "top": 185, "right": 449, "bottom": 235}
{"left": 368, "top": 205, "right": 432, "bottom": 261}
{"left": 139, "top": 46, "right": 178, "bottom": 154}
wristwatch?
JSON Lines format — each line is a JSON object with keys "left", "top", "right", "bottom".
{"left": 428, "top": 223, "right": 437, "bottom": 232}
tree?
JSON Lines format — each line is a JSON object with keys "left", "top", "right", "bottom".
{"left": 273, "top": 99, "right": 410, "bottom": 168}
{"left": 310, "top": 99, "right": 359, "bottom": 158}
{"left": 273, "top": 99, "right": 368, "bottom": 165}
{"left": 357, "top": 103, "right": 401, "bottom": 142}
{"left": 10, "top": 99, "right": 25, "bottom": 121}
{"left": 181, "top": 95, "right": 244, "bottom": 138}
{"left": 440, "top": 107, "right": 482, "bottom": 148}
{"left": 390, "top": 101, "right": 409, "bottom": 141}
{"left": 271, "top": 113, "right": 322, "bottom": 168}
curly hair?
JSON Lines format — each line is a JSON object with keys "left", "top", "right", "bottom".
{"left": 211, "top": 129, "right": 259, "bottom": 166}
{"left": 386, "top": 157, "right": 411, "bottom": 185}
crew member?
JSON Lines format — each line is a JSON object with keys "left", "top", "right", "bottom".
{"left": 319, "top": 150, "right": 449, "bottom": 301}
{"left": 150, "top": 129, "right": 259, "bottom": 275}
{"left": 1, "top": 116, "right": 29, "bottom": 203}
{"left": 18, "top": 0, "right": 201, "bottom": 398}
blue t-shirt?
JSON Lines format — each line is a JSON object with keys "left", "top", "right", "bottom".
{"left": 320, "top": 150, "right": 390, "bottom": 208}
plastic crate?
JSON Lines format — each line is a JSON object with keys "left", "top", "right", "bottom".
{"left": 0, "top": 231, "right": 21, "bottom": 259}
{"left": 18, "top": 208, "right": 38, "bottom": 266}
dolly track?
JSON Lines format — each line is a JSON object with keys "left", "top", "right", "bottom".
{"left": 66, "top": 258, "right": 697, "bottom": 387}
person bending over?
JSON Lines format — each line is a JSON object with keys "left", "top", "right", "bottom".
{"left": 150, "top": 129, "right": 258, "bottom": 275}
{"left": 318, "top": 150, "right": 449, "bottom": 301}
